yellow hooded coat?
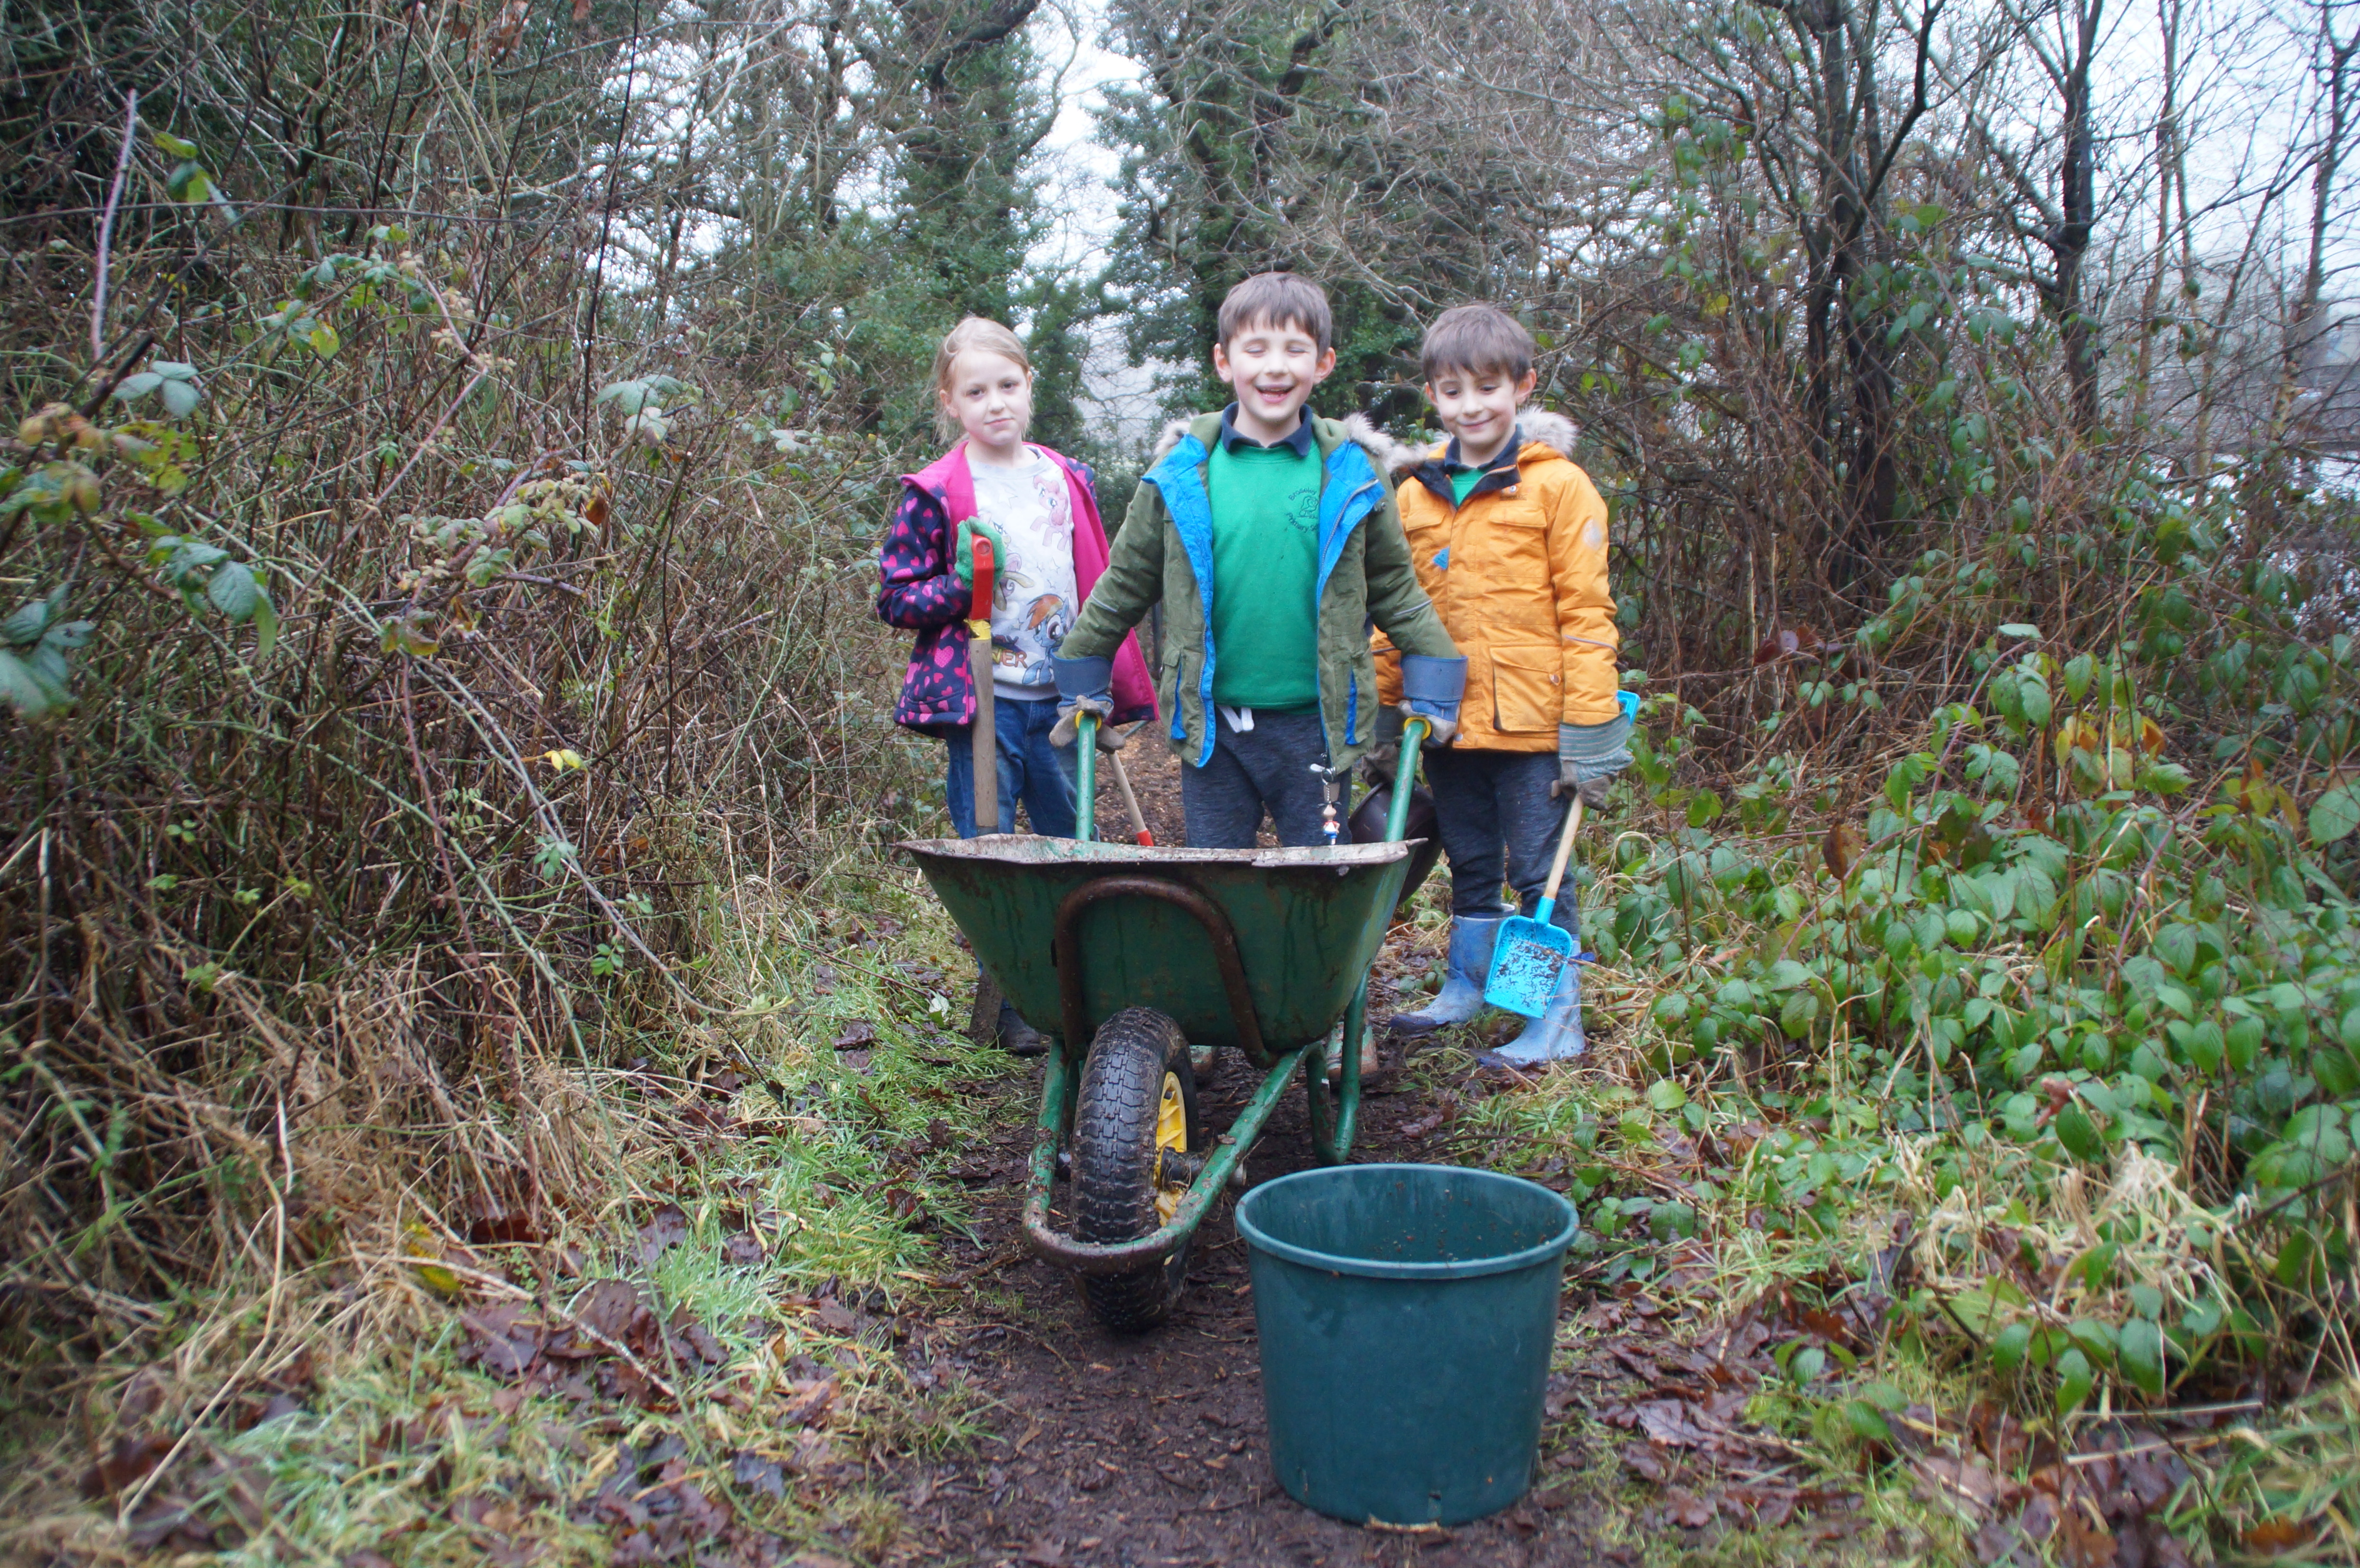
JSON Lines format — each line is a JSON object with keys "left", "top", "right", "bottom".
{"left": 1372, "top": 411, "right": 1619, "bottom": 751}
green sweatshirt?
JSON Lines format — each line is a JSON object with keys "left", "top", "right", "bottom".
{"left": 1206, "top": 436, "right": 1321, "bottom": 708}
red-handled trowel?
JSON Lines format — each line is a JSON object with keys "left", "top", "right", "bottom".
{"left": 967, "top": 537, "right": 997, "bottom": 834}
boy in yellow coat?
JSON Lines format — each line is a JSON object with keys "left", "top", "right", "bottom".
{"left": 1373, "top": 305, "right": 1632, "bottom": 1064}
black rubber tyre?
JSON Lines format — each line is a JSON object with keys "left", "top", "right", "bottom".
{"left": 1072, "top": 1007, "right": 1203, "bottom": 1332}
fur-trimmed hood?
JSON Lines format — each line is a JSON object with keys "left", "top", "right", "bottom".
{"left": 1147, "top": 408, "right": 1581, "bottom": 472}
{"left": 1379, "top": 408, "right": 1582, "bottom": 476}
{"left": 1147, "top": 410, "right": 1409, "bottom": 467}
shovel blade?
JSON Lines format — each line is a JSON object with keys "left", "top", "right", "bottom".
{"left": 1483, "top": 916, "right": 1573, "bottom": 1017}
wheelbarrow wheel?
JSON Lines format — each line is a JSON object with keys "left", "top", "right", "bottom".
{"left": 1073, "top": 1007, "right": 1203, "bottom": 1332}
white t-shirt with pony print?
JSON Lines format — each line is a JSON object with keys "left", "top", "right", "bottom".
{"left": 971, "top": 447, "right": 1079, "bottom": 703}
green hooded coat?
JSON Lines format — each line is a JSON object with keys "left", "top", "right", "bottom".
{"left": 1062, "top": 411, "right": 1457, "bottom": 774}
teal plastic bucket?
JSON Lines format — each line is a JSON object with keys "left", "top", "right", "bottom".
{"left": 1235, "top": 1164, "right": 1577, "bottom": 1526}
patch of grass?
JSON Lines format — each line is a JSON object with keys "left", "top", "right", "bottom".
{"left": 7, "top": 842, "right": 1010, "bottom": 1567}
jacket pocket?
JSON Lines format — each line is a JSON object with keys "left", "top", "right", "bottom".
{"left": 1491, "top": 646, "right": 1561, "bottom": 734}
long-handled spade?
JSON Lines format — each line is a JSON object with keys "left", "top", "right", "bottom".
{"left": 1106, "top": 745, "right": 1155, "bottom": 845}
{"left": 1482, "top": 796, "right": 1585, "bottom": 1017}
{"left": 966, "top": 536, "right": 997, "bottom": 833}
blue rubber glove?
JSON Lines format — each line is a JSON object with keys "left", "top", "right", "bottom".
{"left": 1398, "top": 654, "right": 1468, "bottom": 747}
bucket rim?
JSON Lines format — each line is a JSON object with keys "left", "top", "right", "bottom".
{"left": 1234, "top": 1162, "right": 1578, "bottom": 1281}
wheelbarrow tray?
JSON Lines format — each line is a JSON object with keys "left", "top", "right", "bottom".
{"left": 901, "top": 835, "right": 1419, "bottom": 1056}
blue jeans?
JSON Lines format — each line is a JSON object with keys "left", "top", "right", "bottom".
{"left": 946, "top": 696, "right": 1079, "bottom": 838}
{"left": 1423, "top": 747, "right": 1579, "bottom": 938}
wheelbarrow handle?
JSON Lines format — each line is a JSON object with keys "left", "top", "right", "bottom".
{"left": 1382, "top": 715, "right": 1432, "bottom": 843}
{"left": 1074, "top": 709, "right": 1098, "bottom": 843}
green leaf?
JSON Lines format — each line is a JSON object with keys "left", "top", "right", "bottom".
{"left": 2116, "top": 1319, "right": 2164, "bottom": 1398}
{"left": 206, "top": 563, "right": 260, "bottom": 621}
{"left": 160, "top": 378, "right": 200, "bottom": 418}
{"left": 0, "top": 596, "right": 52, "bottom": 645}
{"left": 1687, "top": 789, "right": 1723, "bottom": 827}
{"left": 2063, "top": 653, "right": 2095, "bottom": 701}
{"left": 2226, "top": 1016, "right": 2264, "bottom": 1073}
{"left": 1647, "top": 1078, "right": 1688, "bottom": 1113}
{"left": 1998, "top": 623, "right": 2040, "bottom": 639}
{"left": 164, "top": 160, "right": 212, "bottom": 203}
{"left": 1990, "top": 1320, "right": 2033, "bottom": 1372}
{"left": 1843, "top": 1400, "right": 1894, "bottom": 1443}
{"left": 2153, "top": 924, "right": 2199, "bottom": 976}
{"left": 2068, "top": 1318, "right": 2118, "bottom": 1367}
{"left": 0, "top": 646, "right": 69, "bottom": 717}
{"left": 2055, "top": 1347, "right": 2093, "bottom": 1414}
{"left": 249, "top": 592, "right": 279, "bottom": 660}
{"left": 112, "top": 371, "right": 162, "bottom": 401}
{"left": 152, "top": 131, "right": 200, "bottom": 158}
{"left": 2055, "top": 1102, "right": 2102, "bottom": 1161}
{"left": 2311, "top": 785, "right": 2360, "bottom": 845}
{"left": 306, "top": 321, "right": 342, "bottom": 358}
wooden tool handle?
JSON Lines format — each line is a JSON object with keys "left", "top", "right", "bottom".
{"left": 1109, "top": 749, "right": 1154, "bottom": 845}
{"left": 1539, "top": 796, "right": 1585, "bottom": 907}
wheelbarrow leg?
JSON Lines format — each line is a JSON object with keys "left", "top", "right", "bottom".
{"left": 1027, "top": 1036, "right": 1082, "bottom": 1203}
{"left": 1306, "top": 975, "right": 1367, "bottom": 1166}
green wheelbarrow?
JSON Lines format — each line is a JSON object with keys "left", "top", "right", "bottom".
{"left": 900, "top": 715, "right": 1434, "bottom": 1331}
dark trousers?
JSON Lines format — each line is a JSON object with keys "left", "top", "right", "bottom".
{"left": 945, "top": 696, "right": 1078, "bottom": 838}
{"left": 1423, "top": 747, "right": 1579, "bottom": 937}
{"left": 1181, "top": 708, "right": 1332, "bottom": 848}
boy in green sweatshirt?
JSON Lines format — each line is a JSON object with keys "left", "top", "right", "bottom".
{"left": 1054, "top": 272, "right": 1463, "bottom": 848}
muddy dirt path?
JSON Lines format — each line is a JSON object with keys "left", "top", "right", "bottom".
{"left": 874, "top": 743, "right": 1613, "bottom": 1568}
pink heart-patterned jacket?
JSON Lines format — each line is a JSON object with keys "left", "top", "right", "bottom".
{"left": 875, "top": 441, "right": 1156, "bottom": 733}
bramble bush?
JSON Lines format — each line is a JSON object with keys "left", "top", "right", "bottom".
{"left": 1568, "top": 457, "right": 2359, "bottom": 1428}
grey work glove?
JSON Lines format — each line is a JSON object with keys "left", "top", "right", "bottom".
{"left": 1050, "top": 695, "right": 1114, "bottom": 749}
{"left": 1557, "top": 690, "right": 1638, "bottom": 804}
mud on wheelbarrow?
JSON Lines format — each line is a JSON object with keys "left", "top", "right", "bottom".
{"left": 900, "top": 719, "right": 1434, "bottom": 1331}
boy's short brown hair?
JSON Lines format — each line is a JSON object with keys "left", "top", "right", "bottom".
{"left": 1421, "top": 304, "right": 1535, "bottom": 383}
{"left": 1217, "top": 271, "right": 1332, "bottom": 353}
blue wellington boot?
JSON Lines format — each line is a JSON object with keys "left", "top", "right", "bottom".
{"left": 1482, "top": 961, "right": 1586, "bottom": 1068}
{"left": 1389, "top": 916, "right": 1505, "bottom": 1037}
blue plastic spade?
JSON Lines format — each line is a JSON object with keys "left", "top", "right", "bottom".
{"left": 1482, "top": 796, "right": 1585, "bottom": 1017}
